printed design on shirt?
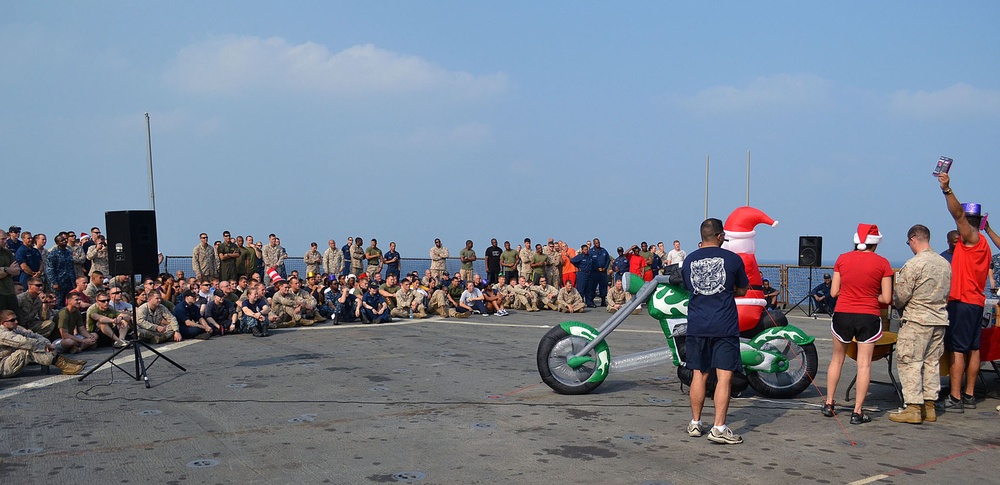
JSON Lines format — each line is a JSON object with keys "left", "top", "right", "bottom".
{"left": 690, "top": 257, "right": 725, "bottom": 296}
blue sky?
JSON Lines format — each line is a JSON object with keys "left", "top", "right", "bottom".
{"left": 3, "top": 2, "right": 999, "bottom": 266}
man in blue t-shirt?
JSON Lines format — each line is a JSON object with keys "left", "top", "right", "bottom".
{"left": 680, "top": 218, "right": 749, "bottom": 445}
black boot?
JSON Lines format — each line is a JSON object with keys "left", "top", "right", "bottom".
{"left": 260, "top": 323, "right": 271, "bottom": 337}
{"left": 252, "top": 324, "right": 263, "bottom": 337}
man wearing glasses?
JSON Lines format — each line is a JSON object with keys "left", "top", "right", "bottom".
{"left": 87, "top": 290, "right": 130, "bottom": 348}
{"left": 192, "top": 233, "right": 219, "bottom": 281}
{"left": 0, "top": 310, "right": 85, "bottom": 376}
{"left": 16, "top": 277, "right": 56, "bottom": 338}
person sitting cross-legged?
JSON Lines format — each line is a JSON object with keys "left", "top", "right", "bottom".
{"left": 86, "top": 290, "right": 130, "bottom": 348}
{"left": 172, "top": 290, "right": 214, "bottom": 340}
{"left": 358, "top": 283, "right": 391, "bottom": 324}
{"left": 557, "top": 278, "right": 586, "bottom": 313}
{"left": 458, "top": 281, "right": 489, "bottom": 315}
{"left": 390, "top": 279, "right": 428, "bottom": 319}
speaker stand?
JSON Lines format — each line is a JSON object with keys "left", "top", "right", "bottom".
{"left": 77, "top": 336, "right": 186, "bottom": 388}
{"left": 78, "top": 274, "right": 186, "bottom": 387}
{"left": 784, "top": 268, "right": 816, "bottom": 318}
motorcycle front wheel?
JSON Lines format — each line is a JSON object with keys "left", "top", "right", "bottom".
{"left": 747, "top": 341, "right": 818, "bottom": 399}
{"left": 537, "top": 323, "right": 609, "bottom": 395}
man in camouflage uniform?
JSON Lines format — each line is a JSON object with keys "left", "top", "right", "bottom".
{"left": 606, "top": 278, "right": 636, "bottom": 314}
{"left": 262, "top": 234, "right": 283, "bottom": 277}
{"left": 0, "top": 231, "right": 20, "bottom": 315}
{"left": 304, "top": 242, "right": 322, "bottom": 278}
{"left": 45, "top": 233, "right": 75, "bottom": 310}
{"left": 192, "top": 233, "right": 219, "bottom": 280}
{"left": 271, "top": 280, "right": 311, "bottom": 327}
{"left": 889, "top": 224, "right": 951, "bottom": 424}
{"left": 290, "top": 276, "right": 323, "bottom": 324}
{"left": 86, "top": 235, "right": 109, "bottom": 277}
{"left": 0, "top": 309, "right": 85, "bottom": 377}
{"left": 518, "top": 239, "right": 534, "bottom": 282}
{"left": 543, "top": 240, "right": 561, "bottom": 291}
{"left": 429, "top": 238, "right": 449, "bottom": 280}
{"left": 217, "top": 231, "right": 240, "bottom": 282}
{"left": 67, "top": 232, "right": 88, "bottom": 279}
{"left": 493, "top": 274, "right": 515, "bottom": 308}
{"left": 17, "top": 277, "right": 56, "bottom": 338}
{"left": 323, "top": 239, "right": 344, "bottom": 277}
{"left": 135, "top": 290, "right": 181, "bottom": 344}
{"left": 511, "top": 276, "right": 539, "bottom": 312}
{"left": 391, "top": 279, "right": 428, "bottom": 319}
{"left": 558, "top": 279, "right": 586, "bottom": 313}
{"left": 428, "top": 285, "right": 456, "bottom": 317}
{"left": 350, "top": 237, "right": 366, "bottom": 277}
{"left": 531, "top": 277, "right": 559, "bottom": 311}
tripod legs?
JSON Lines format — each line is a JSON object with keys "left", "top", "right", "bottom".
{"left": 78, "top": 338, "right": 186, "bottom": 386}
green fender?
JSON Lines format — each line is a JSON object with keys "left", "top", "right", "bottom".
{"left": 560, "top": 321, "right": 611, "bottom": 383}
{"left": 749, "top": 324, "right": 815, "bottom": 348}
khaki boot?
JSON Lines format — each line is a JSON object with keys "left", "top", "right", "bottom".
{"left": 53, "top": 356, "right": 84, "bottom": 375}
{"left": 299, "top": 318, "right": 315, "bottom": 327}
{"left": 888, "top": 404, "right": 923, "bottom": 424}
{"left": 60, "top": 355, "right": 87, "bottom": 366}
{"left": 436, "top": 308, "right": 449, "bottom": 318}
{"left": 923, "top": 400, "right": 937, "bottom": 422}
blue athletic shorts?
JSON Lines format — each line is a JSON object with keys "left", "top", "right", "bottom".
{"left": 685, "top": 335, "right": 741, "bottom": 372}
{"left": 946, "top": 300, "right": 983, "bottom": 352}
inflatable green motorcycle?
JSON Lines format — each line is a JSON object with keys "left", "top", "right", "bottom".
{"left": 536, "top": 270, "right": 818, "bottom": 398}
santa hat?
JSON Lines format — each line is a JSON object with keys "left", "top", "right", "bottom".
{"left": 266, "top": 267, "right": 284, "bottom": 284}
{"left": 723, "top": 207, "right": 779, "bottom": 240}
{"left": 853, "top": 223, "right": 882, "bottom": 250}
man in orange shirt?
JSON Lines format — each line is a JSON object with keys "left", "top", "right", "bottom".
{"left": 559, "top": 241, "right": 577, "bottom": 287}
{"left": 938, "top": 172, "right": 991, "bottom": 413}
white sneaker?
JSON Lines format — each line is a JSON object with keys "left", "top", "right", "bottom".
{"left": 686, "top": 421, "right": 705, "bottom": 437}
{"left": 707, "top": 426, "right": 743, "bottom": 445}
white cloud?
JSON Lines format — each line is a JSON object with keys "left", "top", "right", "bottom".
{"left": 889, "top": 83, "right": 1000, "bottom": 119}
{"left": 164, "top": 36, "right": 508, "bottom": 100}
{"left": 678, "top": 73, "right": 832, "bottom": 114}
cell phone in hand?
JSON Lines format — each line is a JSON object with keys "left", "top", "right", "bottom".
{"left": 980, "top": 213, "right": 989, "bottom": 232}
{"left": 932, "top": 156, "right": 953, "bottom": 176}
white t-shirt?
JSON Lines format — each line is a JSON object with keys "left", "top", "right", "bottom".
{"left": 460, "top": 288, "right": 483, "bottom": 306}
{"left": 666, "top": 249, "right": 687, "bottom": 267}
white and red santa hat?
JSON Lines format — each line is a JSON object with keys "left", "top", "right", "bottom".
{"left": 853, "top": 223, "right": 882, "bottom": 250}
{"left": 723, "top": 207, "right": 779, "bottom": 240}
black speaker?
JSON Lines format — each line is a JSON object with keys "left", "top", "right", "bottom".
{"left": 798, "top": 236, "right": 822, "bottom": 267}
{"left": 106, "top": 210, "right": 159, "bottom": 277}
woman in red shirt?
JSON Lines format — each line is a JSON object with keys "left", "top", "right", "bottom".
{"left": 821, "top": 224, "right": 893, "bottom": 425}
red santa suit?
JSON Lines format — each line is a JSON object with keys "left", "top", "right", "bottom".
{"left": 721, "top": 207, "right": 778, "bottom": 332}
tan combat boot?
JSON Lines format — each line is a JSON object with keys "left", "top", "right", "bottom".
{"left": 923, "top": 400, "right": 937, "bottom": 422}
{"left": 60, "top": 355, "right": 87, "bottom": 366}
{"left": 53, "top": 356, "right": 84, "bottom": 375}
{"left": 888, "top": 404, "right": 923, "bottom": 424}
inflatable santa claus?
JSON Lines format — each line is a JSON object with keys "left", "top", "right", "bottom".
{"left": 721, "top": 207, "right": 778, "bottom": 332}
